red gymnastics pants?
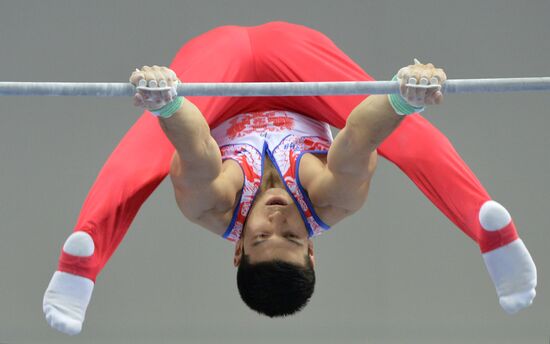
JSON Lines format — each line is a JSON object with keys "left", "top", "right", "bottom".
{"left": 58, "top": 21, "right": 518, "bottom": 282}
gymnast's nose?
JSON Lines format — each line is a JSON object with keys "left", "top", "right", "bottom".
{"left": 268, "top": 210, "right": 287, "bottom": 223}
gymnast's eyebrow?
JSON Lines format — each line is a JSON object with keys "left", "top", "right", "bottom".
{"left": 252, "top": 238, "right": 303, "bottom": 247}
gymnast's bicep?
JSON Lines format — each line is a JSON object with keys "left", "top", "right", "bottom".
{"left": 304, "top": 153, "right": 377, "bottom": 214}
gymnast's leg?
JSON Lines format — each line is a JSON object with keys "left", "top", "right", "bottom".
{"left": 248, "top": 21, "right": 536, "bottom": 313}
{"left": 42, "top": 113, "right": 174, "bottom": 335}
{"left": 43, "top": 25, "right": 258, "bottom": 335}
{"left": 377, "top": 116, "right": 536, "bottom": 314}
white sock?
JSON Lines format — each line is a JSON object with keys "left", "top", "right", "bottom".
{"left": 479, "top": 201, "right": 537, "bottom": 314}
{"left": 43, "top": 272, "right": 94, "bottom": 335}
{"left": 482, "top": 239, "right": 537, "bottom": 314}
{"left": 43, "top": 232, "right": 95, "bottom": 335}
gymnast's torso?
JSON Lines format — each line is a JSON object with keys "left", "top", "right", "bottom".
{"left": 193, "top": 110, "right": 351, "bottom": 240}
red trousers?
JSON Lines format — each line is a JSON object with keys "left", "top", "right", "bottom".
{"left": 58, "top": 22, "right": 517, "bottom": 282}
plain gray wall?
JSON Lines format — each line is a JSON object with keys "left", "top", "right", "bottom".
{"left": 0, "top": 0, "right": 549, "bottom": 343}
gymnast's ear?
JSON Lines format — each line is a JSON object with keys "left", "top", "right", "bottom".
{"left": 308, "top": 239, "right": 315, "bottom": 268}
{"left": 233, "top": 240, "right": 244, "bottom": 267}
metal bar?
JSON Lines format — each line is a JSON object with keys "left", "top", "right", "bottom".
{"left": 0, "top": 77, "right": 550, "bottom": 96}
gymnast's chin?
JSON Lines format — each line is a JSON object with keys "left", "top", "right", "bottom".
{"left": 233, "top": 187, "right": 316, "bottom": 317}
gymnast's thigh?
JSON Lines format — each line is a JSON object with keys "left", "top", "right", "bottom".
{"left": 248, "top": 21, "right": 375, "bottom": 129}
{"left": 168, "top": 25, "right": 258, "bottom": 128}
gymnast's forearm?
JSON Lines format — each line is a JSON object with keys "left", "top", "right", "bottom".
{"left": 157, "top": 99, "right": 222, "bottom": 182}
{"left": 325, "top": 95, "right": 400, "bottom": 177}
{"left": 344, "top": 94, "right": 403, "bottom": 152}
{"left": 327, "top": 95, "right": 403, "bottom": 179}
{"left": 341, "top": 59, "right": 447, "bottom": 154}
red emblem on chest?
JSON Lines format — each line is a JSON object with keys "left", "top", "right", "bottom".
{"left": 226, "top": 111, "right": 295, "bottom": 139}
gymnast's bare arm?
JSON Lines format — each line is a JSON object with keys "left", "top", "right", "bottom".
{"left": 302, "top": 95, "right": 396, "bottom": 214}
{"left": 130, "top": 66, "right": 241, "bottom": 232}
{"left": 163, "top": 100, "right": 242, "bottom": 225}
{"left": 304, "top": 62, "right": 446, "bottom": 215}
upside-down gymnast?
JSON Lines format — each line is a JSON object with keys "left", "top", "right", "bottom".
{"left": 42, "top": 21, "right": 537, "bottom": 335}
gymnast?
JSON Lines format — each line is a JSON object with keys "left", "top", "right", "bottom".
{"left": 42, "top": 21, "right": 537, "bottom": 335}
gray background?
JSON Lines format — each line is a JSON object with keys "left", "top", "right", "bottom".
{"left": 0, "top": 0, "right": 548, "bottom": 343}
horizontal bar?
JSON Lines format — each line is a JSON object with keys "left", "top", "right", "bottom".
{"left": 1, "top": 77, "right": 550, "bottom": 96}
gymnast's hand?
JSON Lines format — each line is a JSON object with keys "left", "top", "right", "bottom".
{"left": 396, "top": 59, "right": 447, "bottom": 107}
{"left": 130, "top": 65, "right": 180, "bottom": 111}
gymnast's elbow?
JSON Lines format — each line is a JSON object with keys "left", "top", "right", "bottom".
{"left": 171, "top": 186, "right": 203, "bottom": 222}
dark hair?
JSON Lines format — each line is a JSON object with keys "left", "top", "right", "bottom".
{"left": 236, "top": 250, "right": 315, "bottom": 317}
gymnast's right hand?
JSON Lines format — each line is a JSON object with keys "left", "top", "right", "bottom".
{"left": 130, "top": 65, "right": 179, "bottom": 111}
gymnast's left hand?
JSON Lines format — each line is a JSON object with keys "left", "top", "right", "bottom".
{"left": 130, "top": 65, "right": 180, "bottom": 111}
{"left": 396, "top": 59, "right": 447, "bottom": 107}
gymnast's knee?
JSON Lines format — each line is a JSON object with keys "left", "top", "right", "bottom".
{"left": 477, "top": 200, "right": 519, "bottom": 253}
{"left": 479, "top": 200, "right": 512, "bottom": 232}
{"left": 63, "top": 232, "right": 95, "bottom": 257}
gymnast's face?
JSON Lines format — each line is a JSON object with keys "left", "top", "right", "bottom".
{"left": 233, "top": 187, "right": 315, "bottom": 267}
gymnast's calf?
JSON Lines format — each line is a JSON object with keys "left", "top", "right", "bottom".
{"left": 42, "top": 22, "right": 536, "bottom": 335}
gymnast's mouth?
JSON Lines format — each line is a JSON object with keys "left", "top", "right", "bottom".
{"left": 266, "top": 196, "right": 289, "bottom": 206}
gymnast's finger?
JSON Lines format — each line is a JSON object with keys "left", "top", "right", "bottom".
{"left": 161, "top": 89, "right": 174, "bottom": 103}
{"left": 424, "top": 87, "right": 441, "bottom": 105}
{"left": 145, "top": 66, "right": 162, "bottom": 102}
{"left": 433, "top": 90, "right": 444, "bottom": 104}
{"left": 133, "top": 93, "right": 144, "bottom": 107}
{"left": 139, "top": 89, "right": 153, "bottom": 102}
{"left": 405, "top": 76, "right": 418, "bottom": 102}
{"left": 431, "top": 68, "right": 446, "bottom": 104}
{"left": 431, "top": 68, "right": 447, "bottom": 84}
{"left": 424, "top": 86, "right": 444, "bottom": 105}
{"left": 149, "top": 65, "right": 164, "bottom": 88}
{"left": 397, "top": 66, "right": 407, "bottom": 79}
{"left": 161, "top": 67, "right": 178, "bottom": 85}
{"left": 141, "top": 66, "right": 156, "bottom": 87}
{"left": 129, "top": 69, "right": 144, "bottom": 86}
{"left": 415, "top": 75, "right": 430, "bottom": 101}
{"left": 424, "top": 76, "right": 441, "bottom": 99}
{"left": 396, "top": 67, "right": 409, "bottom": 97}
